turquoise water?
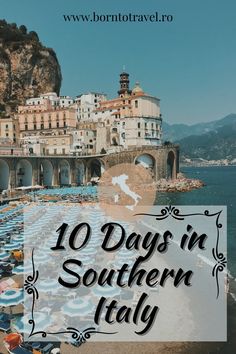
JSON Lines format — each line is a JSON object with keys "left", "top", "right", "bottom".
{"left": 155, "top": 166, "right": 236, "bottom": 278}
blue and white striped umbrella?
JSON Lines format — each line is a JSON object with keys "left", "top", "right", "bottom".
{"left": 0, "top": 251, "right": 9, "bottom": 260}
{"left": 21, "top": 262, "right": 36, "bottom": 273}
{"left": 12, "top": 265, "right": 25, "bottom": 274}
{"left": 37, "top": 278, "right": 61, "bottom": 293}
{"left": 13, "top": 235, "right": 24, "bottom": 242}
{"left": 113, "top": 258, "right": 135, "bottom": 268}
{"left": 92, "top": 284, "right": 121, "bottom": 298}
{"left": 117, "top": 248, "right": 136, "bottom": 259}
{"left": 0, "top": 288, "right": 23, "bottom": 307}
{"left": 12, "top": 312, "right": 52, "bottom": 334}
{"left": 3, "top": 242, "right": 22, "bottom": 251}
{"left": 0, "top": 225, "right": 13, "bottom": 230}
{"left": 62, "top": 298, "right": 94, "bottom": 317}
{"left": 34, "top": 252, "right": 51, "bottom": 263}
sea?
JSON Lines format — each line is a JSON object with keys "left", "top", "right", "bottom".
{"left": 155, "top": 166, "right": 236, "bottom": 353}
{"left": 155, "top": 166, "right": 236, "bottom": 278}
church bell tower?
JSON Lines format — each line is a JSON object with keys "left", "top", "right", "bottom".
{"left": 118, "top": 71, "right": 132, "bottom": 97}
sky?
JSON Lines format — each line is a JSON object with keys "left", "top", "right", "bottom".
{"left": 1, "top": 0, "right": 236, "bottom": 124}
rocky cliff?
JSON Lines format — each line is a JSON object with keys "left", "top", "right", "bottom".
{"left": 0, "top": 20, "right": 62, "bottom": 113}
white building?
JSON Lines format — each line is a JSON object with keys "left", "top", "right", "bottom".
{"left": 91, "top": 77, "right": 163, "bottom": 148}
{"left": 75, "top": 92, "right": 107, "bottom": 121}
{"left": 26, "top": 93, "right": 74, "bottom": 109}
{"left": 26, "top": 92, "right": 59, "bottom": 107}
{"left": 59, "top": 96, "right": 74, "bottom": 108}
{"left": 70, "top": 128, "right": 96, "bottom": 155}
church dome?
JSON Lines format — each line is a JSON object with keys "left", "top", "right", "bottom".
{"left": 132, "top": 82, "right": 144, "bottom": 95}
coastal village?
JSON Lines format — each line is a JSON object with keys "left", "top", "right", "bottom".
{"left": 0, "top": 72, "right": 162, "bottom": 158}
{"left": 0, "top": 71, "right": 205, "bottom": 196}
{"left": 0, "top": 72, "right": 204, "bottom": 353}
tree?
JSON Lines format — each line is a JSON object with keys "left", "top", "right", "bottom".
{"left": 28, "top": 31, "right": 39, "bottom": 42}
{"left": 0, "top": 20, "right": 7, "bottom": 27}
{"left": 10, "top": 23, "right": 17, "bottom": 29}
{"left": 19, "top": 25, "right": 27, "bottom": 35}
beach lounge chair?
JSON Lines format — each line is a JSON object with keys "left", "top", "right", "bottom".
{"left": 9, "top": 346, "right": 32, "bottom": 354}
{"left": 0, "top": 318, "right": 11, "bottom": 332}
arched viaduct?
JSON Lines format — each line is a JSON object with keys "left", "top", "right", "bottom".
{"left": 0, "top": 145, "right": 179, "bottom": 190}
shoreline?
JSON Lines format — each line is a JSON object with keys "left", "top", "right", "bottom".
{"left": 181, "top": 164, "right": 236, "bottom": 168}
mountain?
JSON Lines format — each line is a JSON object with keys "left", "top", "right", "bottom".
{"left": 177, "top": 121, "right": 236, "bottom": 160}
{"left": 0, "top": 20, "right": 62, "bottom": 113}
{"left": 163, "top": 114, "right": 236, "bottom": 142}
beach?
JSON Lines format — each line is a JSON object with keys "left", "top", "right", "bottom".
{"left": 0, "top": 171, "right": 235, "bottom": 353}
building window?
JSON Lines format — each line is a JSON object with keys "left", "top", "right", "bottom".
{"left": 34, "top": 124, "right": 37, "bottom": 130}
{"left": 6, "top": 133, "right": 9, "bottom": 137}
{"left": 54, "top": 149, "right": 57, "bottom": 155}
{"left": 49, "top": 123, "right": 52, "bottom": 129}
{"left": 138, "top": 132, "right": 141, "bottom": 137}
{"left": 25, "top": 124, "right": 28, "bottom": 130}
{"left": 62, "top": 148, "right": 65, "bottom": 154}
{"left": 135, "top": 100, "right": 138, "bottom": 108}
{"left": 137, "top": 122, "right": 140, "bottom": 128}
{"left": 63, "top": 121, "right": 66, "bottom": 127}
{"left": 41, "top": 124, "right": 44, "bottom": 130}
{"left": 57, "top": 122, "right": 59, "bottom": 128}
{"left": 5, "top": 124, "right": 8, "bottom": 129}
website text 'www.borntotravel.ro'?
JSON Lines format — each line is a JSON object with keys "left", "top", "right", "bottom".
{"left": 63, "top": 12, "right": 174, "bottom": 23}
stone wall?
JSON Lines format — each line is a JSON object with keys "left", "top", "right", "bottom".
{"left": 0, "top": 145, "right": 179, "bottom": 189}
